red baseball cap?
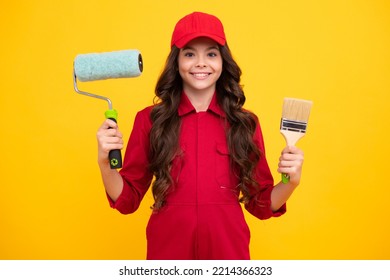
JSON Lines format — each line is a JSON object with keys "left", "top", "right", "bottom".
{"left": 171, "top": 12, "right": 226, "bottom": 48}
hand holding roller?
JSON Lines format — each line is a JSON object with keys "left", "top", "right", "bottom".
{"left": 73, "top": 49, "right": 143, "bottom": 169}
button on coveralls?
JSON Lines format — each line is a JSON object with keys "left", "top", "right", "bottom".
{"left": 107, "top": 92, "right": 286, "bottom": 259}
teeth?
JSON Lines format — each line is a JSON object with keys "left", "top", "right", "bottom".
{"left": 192, "top": 73, "right": 209, "bottom": 78}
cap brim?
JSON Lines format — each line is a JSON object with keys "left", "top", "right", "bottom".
{"left": 174, "top": 33, "right": 226, "bottom": 48}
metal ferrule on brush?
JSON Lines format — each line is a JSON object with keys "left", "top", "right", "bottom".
{"left": 280, "top": 118, "right": 308, "bottom": 133}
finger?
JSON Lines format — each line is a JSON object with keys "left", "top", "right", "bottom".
{"left": 282, "top": 145, "right": 304, "bottom": 155}
{"left": 99, "top": 138, "right": 124, "bottom": 152}
{"left": 97, "top": 131, "right": 123, "bottom": 147}
{"left": 103, "top": 129, "right": 123, "bottom": 138}
{"left": 101, "top": 134, "right": 124, "bottom": 144}
{"left": 98, "top": 124, "right": 123, "bottom": 138}
{"left": 99, "top": 145, "right": 124, "bottom": 155}
{"left": 279, "top": 163, "right": 302, "bottom": 175}
{"left": 280, "top": 153, "right": 304, "bottom": 162}
{"left": 278, "top": 166, "right": 294, "bottom": 174}
{"left": 279, "top": 153, "right": 303, "bottom": 167}
{"left": 103, "top": 141, "right": 124, "bottom": 149}
{"left": 278, "top": 160, "right": 296, "bottom": 169}
{"left": 100, "top": 119, "right": 118, "bottom": 130}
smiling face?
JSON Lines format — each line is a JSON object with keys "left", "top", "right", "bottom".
{"left": 178, "top": 37, "right": 223, "bottom": 98}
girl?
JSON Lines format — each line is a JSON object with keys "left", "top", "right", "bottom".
{"left": 97, "top": 12, "right": 304, "bottom": 260}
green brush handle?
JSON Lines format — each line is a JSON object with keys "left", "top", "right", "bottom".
{"left": 105, "top": 109, "right": 122, "bottom": 169}
{"left": 282, "top": 173, "right": 290, "bottom": 184}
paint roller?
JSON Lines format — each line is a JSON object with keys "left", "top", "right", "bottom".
{"left": 73, "top": 49, "right": 143, "bottom": 169}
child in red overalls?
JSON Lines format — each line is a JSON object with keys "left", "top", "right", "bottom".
{"left": 97, "top": 12, "right": 305, "bottom": 259}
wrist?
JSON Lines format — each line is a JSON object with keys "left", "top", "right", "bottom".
{"left": 98, "top": 157, "right": 110, "bottom": 168}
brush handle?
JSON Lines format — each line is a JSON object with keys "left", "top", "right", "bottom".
{"left": 282, "top": 173, "right": 290, "bottom": 184}
{"left": 105, "top": 110, "right": 122, "bottom": 169}
{"left": 280, "top": 130, "right": 305, "bottom": 184}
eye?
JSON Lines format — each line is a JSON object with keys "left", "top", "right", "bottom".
{"left": 183, "top": 51, "right": 195, "bottom": 57}
{"left": 207, "top": 47, "right": 220, "bottom": 57}
{"left": 208, "top": 52, "right": 218, "bottom": 57}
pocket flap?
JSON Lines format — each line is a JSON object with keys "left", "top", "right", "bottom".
{"left": 216, "top": 143, "right": 229, "bottom": 155}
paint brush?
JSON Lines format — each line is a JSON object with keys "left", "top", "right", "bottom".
{"left": 280, "top": 98, "right": 313, "bottom": 183}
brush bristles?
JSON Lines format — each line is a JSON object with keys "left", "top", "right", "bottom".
{"left": 282, "top": 98, "right": 313, "bottom": 122}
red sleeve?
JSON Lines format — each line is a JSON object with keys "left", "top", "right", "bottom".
{"left": 244, "top": 117, "right": 286, "bottom": 220}
{"left": 107, "top": 107, "right": 154, "bottom": 214}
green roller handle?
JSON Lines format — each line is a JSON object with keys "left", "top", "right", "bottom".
{"left": 105, "top": 109, "right": 122, "bottom": 169}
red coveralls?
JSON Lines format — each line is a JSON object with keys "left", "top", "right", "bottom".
{"left": 107, "top": 92, "right": 286, "bottom": 259}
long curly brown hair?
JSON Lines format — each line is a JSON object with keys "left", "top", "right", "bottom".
{"left": 149, "top": 44, "right": 261, "bottom": 211}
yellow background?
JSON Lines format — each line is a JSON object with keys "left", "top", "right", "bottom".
{"left": 1, "top": 0, "right": 389, "bottom": 259}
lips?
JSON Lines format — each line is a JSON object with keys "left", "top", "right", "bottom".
{"left": 191, "top": 72, "right": 211, "bottom": 79}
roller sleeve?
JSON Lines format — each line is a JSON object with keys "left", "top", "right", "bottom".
{"left": 74, "top": 50, "right": 143, "bottom": 82}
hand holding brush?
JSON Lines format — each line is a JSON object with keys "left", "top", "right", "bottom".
{"left": 278, "top": 145, "right": 305, "bottom": 186}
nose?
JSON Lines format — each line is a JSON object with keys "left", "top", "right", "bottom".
{"left": 196, "top": 56, "right": 207, "bottom": 68}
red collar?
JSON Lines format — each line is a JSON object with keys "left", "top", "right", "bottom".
{"left": 178, "top": 91, "right": 226, "bottom": 118}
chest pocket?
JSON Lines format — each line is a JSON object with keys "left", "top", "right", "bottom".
{"left": 215, "top": 143, "right": 239, "bottom": 191}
